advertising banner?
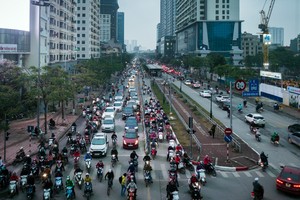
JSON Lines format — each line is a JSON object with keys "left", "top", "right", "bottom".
{"left": 0, "top": 44, "right": 17, "bottom": 53}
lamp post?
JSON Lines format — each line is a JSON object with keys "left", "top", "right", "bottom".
{"left": 31, "top": 0, "right": 50, "bottom": 130}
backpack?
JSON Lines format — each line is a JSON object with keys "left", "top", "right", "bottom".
{"left": 119, "top": 176, "right": 122, "bottom": 184}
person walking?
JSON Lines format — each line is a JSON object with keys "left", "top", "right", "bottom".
{"left": 120, "top": 173, "right": 127, "bottom": 196}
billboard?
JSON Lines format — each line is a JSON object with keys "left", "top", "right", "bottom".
{"left": 0, "top": 44, "right": 17, "bottom": 53}
{"left": 260, "top": 70, "right": 282, "bottom": 80}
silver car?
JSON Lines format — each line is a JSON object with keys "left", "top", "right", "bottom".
{"left": 101, "top": 117, "right": 115, "bottom": 133}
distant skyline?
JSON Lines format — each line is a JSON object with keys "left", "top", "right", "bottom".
{"left": 0, "top": 0, "right": 299, "bottom": 50}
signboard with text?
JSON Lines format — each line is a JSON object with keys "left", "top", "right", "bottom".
{"left": 0, "top": 44, "right": 17, "bottom": 53}
{"left": 242, "top": 79, "right": 259, "bottom": 97}
{"left": 260, "top": 70, "right": 282, "bottom": 80}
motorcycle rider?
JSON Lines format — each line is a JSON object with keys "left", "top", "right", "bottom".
{"left": 111, "top": 131, "right": 117, "bottom": 142}
{"left": 26, "top": 173, "right": 35, "bottom": 193}
{"left": 111, "top": 147, "right": 119, "bottom": 162}
{"left": 49, "top": 118, "right": 55, "bottom": 128}
{"left": 196, "top": 161, "right": 205, "bottom": 170}
{"left": 203, "top": 155, "right": 212, "bottom": 171}
{"left": 74, "top": 166, "right": 83, "bottom": 176}
{"left": 260, "top": 152, "right": 268, "bottom": 166}
{"left": 84, "top": 173, "right": 93, "bottom": 195}
{"left": 65, "top": 175, "right": 75, "bottom": 197}
{"left": 143, "top": 153, "right": 151, "bottom": 162}
{"left": 237, "top": 103, "right": 243, "bottom": 112}
{"left": 43, "top": 178, "right": 53, "bottom": 198}
{"left": 182, "top": 152, "right": 191, "bottom": 166}
{"left": 175, "top": 144, "right": 183, "bottom": 155}
{"left": 253, "top": 177, "right": 264, "bottom": 200}
{"left": 271, "top": 131, "right": 280, "bottom": 142}
{"left": 130, "top": 150, "right": 139, "bottom": 162}
{"left": 84, "top": 151, "right": 92, "bottom": 161}
{"left": 96, "top": 160, "right": 104, "bottom": 169}
{"left": 24, "top": 154, "right": 32, "bottom": 166}
{"left": 126, "top": 178, "right": 137, "bottom": 198}
{"left": 166, "top": 179, "right": 178, "bottom": 200}
{"left": 189, "top": 174, "right": 198, "bottom": 191}
{"left": 167, "top": 145, "right": 175, "bottom": 161}
{"left": 104, "top": 169, "right": 114, "bottom": 186}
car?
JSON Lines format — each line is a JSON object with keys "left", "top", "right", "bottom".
{"left": 288, "top": 132, "right": 300, "bottom": 147}
{"left": 102, "top": 106, "right": 116, "bottom": 119}
{"left": 130, "top": 91, "right": 138, "bottom": 97}
{"left": 192, "top": 82, "right": 201, "bottom": 88}
{"left": 113, "top": 101, "right": 123, "bottom": 112}
{"left": 288, "top": 124, "right": 300, "bottom": 133}
{"left": 114, "top": 95, "right": 123, "bottom": 101}
{"left": 199, "top": 90, "right": 212, "bottom": 98}
{"left": 123, "top": 129, "right": 139, "bottom": 149}
{"left": 128, "top": 87, "right": 136, "bottom": 93}
{"left": 122, "top": 106, "right": 134, "bottom": 120}
{"left": 125, "top": 116, "right": 138, "bottom": 131}
{"left": 101, "top": 117, "right": 115, "bottom": 133}
{"left": 131, "top": 96, "right": 140, "bottom": 105}
{"left": 276, "top": 165, "right": 300, "bottom": 195}
{"left": 89, "top": 132, "right": 109, "bottom": 157}
{"left": 245, "top": 113, "right": 265, "bottom": 127}
{"left": 127, "top": 100, "right": 138, "bottom": 111}
{"left": 129, "top": 77, "right": 134, "bottom": 82}
{"left": 184, "top": 80, "right": 192, "bottom": 85}
{"left": 215, "top": 95, "right": 230, "bottom": 102}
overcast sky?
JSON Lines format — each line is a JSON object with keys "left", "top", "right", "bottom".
{"left": 0, "top": 0, "right": 299, "bottom": 50}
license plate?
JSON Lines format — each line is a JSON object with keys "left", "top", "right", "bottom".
{"left": 128, "top": 144, "right": 133, "bottom": 146}
{"left": 95, "top": 153, "right": 100, "bottom": 156}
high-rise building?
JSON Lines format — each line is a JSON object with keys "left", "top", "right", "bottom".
{"left": 175, "top": 0, "right": 243, "bottom": 65}
{"left": 117, "top": 12, "right": 124, "bottom": 45}
{"left": 160, "top": 0, "right": 176, "bottom": 38}
{"left": 77, "top": 0, "right": 101, "bottom": 60}
{"left": 100, "top": 14, "right": 111, "bottom": 42}
{"left": 241, "top": 32, "right": 262, "bottom": 58}
{"left": 100, "top": 0, "right": 119, "bottom": 40}
{"left": 269, "top": 27, "right": 284, "bottom": 46}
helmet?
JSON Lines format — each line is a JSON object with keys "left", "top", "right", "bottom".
{"left": 192, "top": 174, "right": 196, "bottom": 178}
{"left": 130, "top": 162, "right": 133, "bottom": 165}
{"left": 87, "top": 151, "right": 90, "bottom": 154}
{"left": 132, "top": 150, "right": 136, "bottom": 154}
{"left": 66, "top": 176, "right": 70, "bottom": 180}
{"left": 20, "top": 147, "right": 24, "bottom": 150}
{"left": 254, "top": 177, "right": 259, "bottom": 181}
{"left": 108, "top": 169, "right": 112, "bottom": 173}
{"left": 12, "top": 172, "right": 16, "bottom": 176}
{"left": 205, "top": 155, "right": 209, "bottom": 158}
{"left": 27, "top": 154, "right": 30, "bottom": 157}
{"left": 86, "top": 173, "right": 89, "bottom": 176}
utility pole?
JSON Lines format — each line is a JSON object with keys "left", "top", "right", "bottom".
{"left": 188, "top": 117, "right": 193, "bottom": 158}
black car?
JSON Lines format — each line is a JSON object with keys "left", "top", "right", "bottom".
{"left": 122, "top": 106, "right": 134, "bottom": 120}
{"left": 288, "top": 124, "right": 300, "bottom": 133}
{"left": 218, "top": 101, "right": 230, "bottom": 111}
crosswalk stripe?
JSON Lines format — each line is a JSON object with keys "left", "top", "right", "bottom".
{"left": 232, "top": 172, "right": 240, "bottom": 177}
{"left": 219, "top": 171, "right": 229, "bottom": 178}
{"left": 269, "top": 163, "right": 278, "bottom": 170}
{"left": 266, "top": 170, "right": 276, "bottom": 177}
{"left": 244, "top": 171, "right": 252, "bottom": 177}
{"left": 255, "top": 171, "right": 264, "bottom": 177}
{"left": 151, "top": 164, "right": 157, "bottom": 179}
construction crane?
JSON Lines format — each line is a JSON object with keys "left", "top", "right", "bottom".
{"left": 258, "top": 0, "right": 276, "bottom": 70}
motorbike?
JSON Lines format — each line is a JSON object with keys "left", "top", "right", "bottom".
{"left": 82, "top": 110, "right": 86, "bottom": 118}
{"left": 111, "top": 154, "right": 117, "bottom": 168}
{"left": 127, "top": 188, "right": 136, "bottom": 200}
{"left": 75, "top": 172, "right": 83, "bottom": 189}
{"left": 167, "top": 149, "right": 175, "bottom": 162}
{"left": 258, "top": 158, "right": 268, "bottom": 172}
{"left": 171, "top": 191, "right": 179, "bottom": 200}
{"left": 43, "top": 188, "right": 51, "bottom": 200}
{"left": 84, "top": 182, "right": 93, "bottom": 199}
{"left": 112, "top": 138, "right": 117, "bottom": 149}
{"left": 62, "top": 152, "right": 69, "bottom": 164}
{"left": 158, "top": 131, "right": 164, "bottom": 142}
{"left": 26, "top": 184, "right": 34, "bottom": 200}
{"left": 151, "top": 148, "right": 157, "bottom": 160}
{"left": 12, "top": 151, "right": 25, "bottom": 165}
{"left": 97, "top": 167, "right": 103, "bottom": 182}
{"left": 189, "top": 181, "right": 201, "bottom": 195}
{"left": 66, "top": 186, "right": 75, "bottom": 199}
{"left": 183, "top": 160, "right": 195, "bottom": 172}
{"left": 85, "top": 158, "right": 91, "bottom": 172}
{"left": 270, "top": 135, "right": 280, "bottom": 146}
{"left": 74, "top": 156, "right": 80, "bottom": 169}
{"left": 55, "top": 160, "right": 64, "bottom": 173}
{"left": 20, "top": 175, "right": 28, "bottom": 192}
{"left": 54, "top": 176, "right": 63, "bottom": 193}
{"left": 41, "top": 172, "right": 49, "bottom": 184}
{"left": 48, "top": 138, "right": 54, "bottom": 149}
{"left": 66, "top": 135, "right": 73, "bottom": 145}
{"left": 197, "top": 169, "right": 206, "bottom": 186}
{"left": 206, "top": 163, "right": 217, "bottom": 177}
{"left": 191, "top": 183, "right": 202, "bottom": 200}
{"left": 144, "top": 170, "right": 152, "bottom": 187}
{"left": 9, "top": 180, "right": 18, "bottom": 197}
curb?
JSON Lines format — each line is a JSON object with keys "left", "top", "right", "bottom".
{"left": 191, "top": 160, "right": 250, "bottom": 172}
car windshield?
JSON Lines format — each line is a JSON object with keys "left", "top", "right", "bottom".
{"left": 254, "top": 116, "right": 264, "bottom": 120}
{"left": 125, "top": 132, "right": 137, "bottom": 139}
{"left": 105, "top": 108, "right": 114, "bottom": 112}
{"left": 103, "top": 119, "right": 113, "bottom": 124}
{"left": 124, "top": 107, "right": 133, "bottom": 113}
{"left": 126, "top": 120, "right": 137, "bottom": 125}
{"left": 128, "top": 102, "right": 136, "bottom": 106}
{"left": 92, "top": 138, "right": 106, "bottom": 145}
{"left": 115, "top": 96, "right": 122, "bottom": 99}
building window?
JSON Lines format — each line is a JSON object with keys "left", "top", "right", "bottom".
{"left": 82, "top": 27, "right": 85, "bottom": 30}
{"left": 77, "top": 14, "right": 80, "bottom": 17}
{"left": 216, "top": 10, "right": 219, "bottom": 14}
{"left": 77, "top": 20, "right": 80, "bottom": 24}
{"left": 222, "top": 10, "right": 225, "bottom": 14}
{"left": 82, "top": 14, "right": 86, "bottom": 17}
{"left": 227, "top": 10, "right": 229, "bottom": 14}
{"left": 82, "top": 54, "right": 85, "bottom": 58}
{"left": 216, "top": 5, "right": 219, "bottom": 8}
{"left": 77, "top": 34, "right": 80, "bottom": 37}
{"left": 82, "top": 34, "right": 85, "bottom": 37}
{"left": 216, "top": 0, "right": 219, "bottom": 3}
{"left": 77, "top": 41, "right": 80, "bottom": 44}
{"left": 77, "top": 0, "right": 80, "bottom": 3}
{"left": 82, "top": 41, "right": 85, "bottom": 44}
{"left": 82, "top": 20, "right": 86, "bottom": 24}
{"left": 83, "top": 0, "right": 86, "bottom": 3}
{"left": 216, "top": 16, "right": 219, "bottom": 20}
{"left": 82, "top": 47, "right": 85, "bottom": 51}
{"left": 82, "top": 7, "right": 86, "bottom": 10}
{"left": 78, "top": 7, "right": 80, "bottom": 10}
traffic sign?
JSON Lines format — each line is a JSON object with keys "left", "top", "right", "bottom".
{"left": 242, "top": 91, "right": 259, "bottom": 97}
{"left": 224, "top": 128, "right": 232, "bottom": 136}
{"left": 235, "top": 79, "right": 246, "bottom": 91}
{"left": 224, "top": 135, "right": 232, "bottom": 143}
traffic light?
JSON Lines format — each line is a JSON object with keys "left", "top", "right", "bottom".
{"left": 5, "top": 132, "right": 10, "bottom": 141}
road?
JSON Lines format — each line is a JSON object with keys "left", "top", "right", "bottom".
{"left": 6, "top": 70, "right": 299, "bottom": 200}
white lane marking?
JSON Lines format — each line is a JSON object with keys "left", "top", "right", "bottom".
{"left": 244, "top": 171, "right": 252, "bottom": 177}
{"left": 255, "top": 171, "right": 264, "bottom": 177}
{"left": 219, "top": 171, "right": 229, "bottom": 178}
{"left": 266, "top": 170, "right": 276, "bottom": 178}
{"left": 232, "top": 172, "right": 240, "bottom": 177}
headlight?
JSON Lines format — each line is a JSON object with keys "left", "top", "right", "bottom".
{"left": 135, "top": 140, "right": 139, "bottom": 145}
{"left": 123, "top": 140, "right": 127, "bottom": 145}
{"left": 125, "top": 127, "right": 129, "bottom": 130}
{"left": 135, "top": 127, "right": 138, "bottom": 130}
{"left": 90, "top": 148, "right": 93, "bottom": 152}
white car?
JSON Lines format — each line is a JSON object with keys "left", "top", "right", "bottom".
{"left": 199, "top": 90, "right": 211, "bottom": 98}
{"left": 128, "top": 87, "right": 136, "bottom": 93}
{"left": 131, "top": 96, "right": 140, "bottom": 105}
{"left": 215, "top": 95, "right": 230, "bottom": 102}
{"left": 113, "top": 101, "right": 123, "bottom": 112}
{"left": 89, "top": 132, "right": 109, "bottom": 157}
{"left": 102, "top": 106, "right": 116, "bottom": 119}
{"left": 184, "top": 80, "right": 192, "bottom": 85}
{"left": 245, "top": 113, "right": 266, "bottom": 127}
{"left": 114, "top": 95, "right": 123, "bottom": 101}
{"left": 101, "top": 117, "right": 115, "bottom": 133}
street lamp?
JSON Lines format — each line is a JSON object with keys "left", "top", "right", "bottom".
{"left": 31, "top": 0, "right": 50, "bottom": 130}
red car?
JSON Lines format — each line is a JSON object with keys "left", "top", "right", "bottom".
{"left": 276, "top": 165, "right": 300, "bottom": 195}
{"left": 123, "top": 129, "right": 139, "bottom": 149}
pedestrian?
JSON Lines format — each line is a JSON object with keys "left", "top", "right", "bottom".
{"left": 209, "top": 124, "right": 216, "bottom": 139}
{"left": 120, "top": 173, "right": 127, "bottom": 196}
